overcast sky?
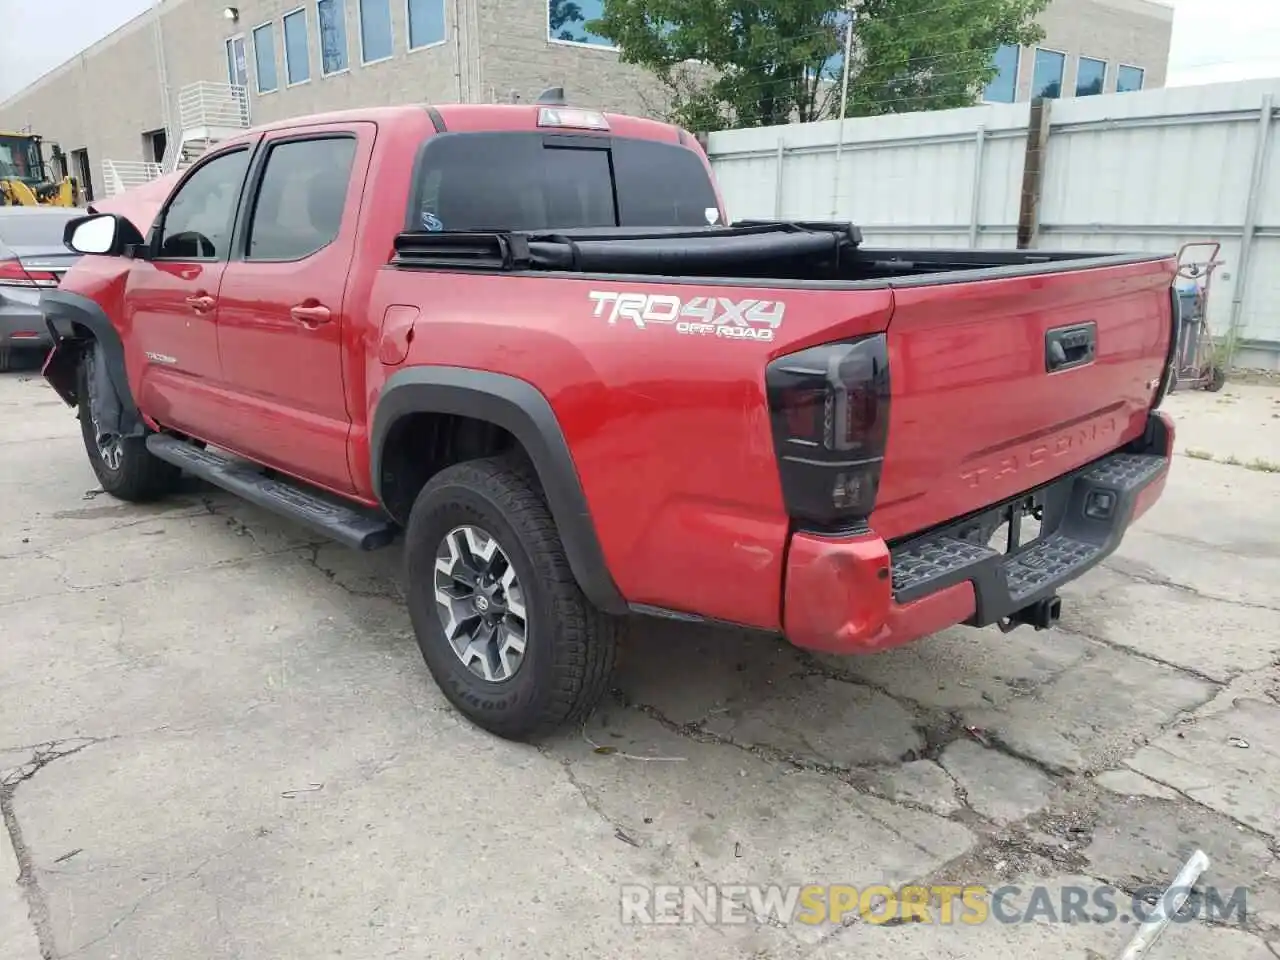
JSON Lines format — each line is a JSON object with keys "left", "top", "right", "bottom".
{"left": 0, "top": 0, "right": 1276, "bottom": 101}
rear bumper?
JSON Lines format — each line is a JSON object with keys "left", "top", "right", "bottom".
{"left": 782, "top": 411, "right": 1174, "bottom": 655}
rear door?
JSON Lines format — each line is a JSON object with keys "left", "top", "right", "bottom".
{"left": 873, "top": 258, "right": 1175, "bottom": 542}
{"left": 213, "top": 125, "right": 371, "bottom": 494}
{"left": 122, "top": 144, "right": 254, "bottom": 442}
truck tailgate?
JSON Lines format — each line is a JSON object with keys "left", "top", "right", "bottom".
{"left": 872, "top": 258, "right": 1176, "bottom": 542}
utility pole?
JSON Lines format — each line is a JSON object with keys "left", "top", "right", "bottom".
{"left": 152, "top": 0, "right": 175, "bottom": 167}
{"left": 829, "top": 6, "right": 856, "bottom": 218}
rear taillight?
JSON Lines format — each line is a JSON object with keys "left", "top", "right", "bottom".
{"left": 0, "top": 258, "right": 58, "bottom": 288}
{"left": 766, "top": 334, "right": 890, "bottom": 529}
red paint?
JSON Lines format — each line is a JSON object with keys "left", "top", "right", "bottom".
{"left": 378, "top": 305, "right": 419, "bottom": 366}
{"left": 875, "top": 259, "right": 1175, "bottom": 541}
{"left": 781, "top": 530, "right": 978, "bottom": 655}
{"left": 54, "top": 102, "right": 1175, "bottom": 653}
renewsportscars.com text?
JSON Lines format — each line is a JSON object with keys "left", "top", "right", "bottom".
{"left": 619, "top": 883, "right": 1248, "bottom": 927}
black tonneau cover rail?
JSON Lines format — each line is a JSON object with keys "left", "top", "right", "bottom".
{"left": 391, "top": 220, "right": 864, "bottom": 275}
{"left": 389, "top": 219, "right": 1168, "bottom": 285}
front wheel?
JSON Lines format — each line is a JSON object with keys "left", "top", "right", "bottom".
{"left": 77, "top": 348, "right": 180, "bottom": 502}
{"left": 404, "top": 456, "right": 618, "bottom": 740}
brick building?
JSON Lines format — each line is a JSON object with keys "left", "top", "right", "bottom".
{"left": 0, "top": 0, "right": 1172, "bottom": 201}
{"left": 984, "top": 0, "right": 1173, "bottom": 103}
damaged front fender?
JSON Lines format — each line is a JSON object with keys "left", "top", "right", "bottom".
{"left": 42, "top": 339, "right": 82, "bottom": 407}
{"left": 40, "top": 288, "right": 144, "bottom": 437}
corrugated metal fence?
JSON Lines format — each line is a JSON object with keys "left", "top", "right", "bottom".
{"left": 705, "top": 79, "right": 1280, "bottom": 369}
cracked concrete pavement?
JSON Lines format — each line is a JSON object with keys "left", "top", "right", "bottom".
{"left": 2, "top": 366, "right": 1278, "bottom": 959}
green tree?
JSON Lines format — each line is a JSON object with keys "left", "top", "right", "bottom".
{"left": 589, "top": 0, "right": 1048, "bottom": 131}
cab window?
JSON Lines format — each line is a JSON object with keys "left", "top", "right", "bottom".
{"left": 156, "top": 148, "right": 250, "bottom": 260}
{"left": 245, "top": 137, "right": 357, "bottom": 261}
{"left": 410, "top": 133, "right": 721, "bottom": 232}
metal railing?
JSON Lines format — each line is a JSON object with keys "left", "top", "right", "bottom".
{"left": 177, "top": 81, "right": 251, "bottom": 132}
{"left": 101, "top": 159, "right": 163, "bottom": 197}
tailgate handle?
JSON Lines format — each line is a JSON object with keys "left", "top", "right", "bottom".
{"left": 1045, "top": 322, "right": 1097, "bottom": 373}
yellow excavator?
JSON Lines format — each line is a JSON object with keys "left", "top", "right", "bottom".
{"left": 0, "top": 131, "right": 79, "bottom": 207}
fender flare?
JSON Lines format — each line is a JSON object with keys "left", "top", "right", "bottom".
{"left": 42, "top": 288, "right": 144, "bottom": 436}
{"left": 371, "top": 366, "right": 627, "bottom": 614}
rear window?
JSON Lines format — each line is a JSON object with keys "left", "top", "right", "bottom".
{"left": 0, "top": 213, "right": 77, "bottom": 248}
{"left": 411, "top": 132, "right": 721, "bottom": 232}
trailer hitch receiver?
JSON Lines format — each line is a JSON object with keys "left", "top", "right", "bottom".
{"left": 999, "top": 595, "right": 1062, "bottom": 633}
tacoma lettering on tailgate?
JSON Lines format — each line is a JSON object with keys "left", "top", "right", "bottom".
{"left": 960, "top": 417, "right": 1119, "bottom": 489}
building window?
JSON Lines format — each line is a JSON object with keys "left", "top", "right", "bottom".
{"left": 1031, "top": 48, "right": 1065, "bottom": 99}
{"left": 983, "top": 44, "right": 1020, "bottom": 103}
{"left": 548, "top": 0, "right": 612, "bottom": 47}
{"left": 317, "top": 0, "right": 349, "bottom": 74}
{"left": 1117, "top": 64, "right": 1144, "bottom": 93}
{"left": 1075, "top": 56, "right": 1106, "bottom": 96}
{"left": 407, "top": 0, "right": 445, "bottom": 49}
{"left": 226, "top": 35, "right": 249, "bottom": 87}
{"left": 252, "top": 23, "right": 279, "bottom": 93}
{"left": 284, "top": 9, "right": 311, "bottom": 84}
{"left": 358, "top": 0, "right": 393, "bottom": 62}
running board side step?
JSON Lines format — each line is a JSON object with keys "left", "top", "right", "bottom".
{"left": 146, "top": 435, "right": 397, "bottom": 551}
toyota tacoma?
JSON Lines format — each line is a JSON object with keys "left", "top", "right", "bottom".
{"left": 40, "top": 102, "right": 1177, "bottom": 739}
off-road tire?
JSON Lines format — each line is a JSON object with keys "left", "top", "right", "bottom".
{"left": 404, "top": 455, "right": 618, "bottom": 740}
{"left": 76, "top": 352, "right": 180, "bottom": 502}
{"left": 0, "top": 345, "right": 11, "bottom": 373}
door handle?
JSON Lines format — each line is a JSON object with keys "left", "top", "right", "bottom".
{"left": 1045, "top": 322, "right": 1097, "bottom": 373}
{"left": 185, "top": 294, "right": 216, "bottom": 313}
{"left": 290, "top": 303, "right": 332, "bottom": 327}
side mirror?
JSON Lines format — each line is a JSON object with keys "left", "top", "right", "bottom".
{"left": 62, "top": 213, "right": 144, "bottom": 257}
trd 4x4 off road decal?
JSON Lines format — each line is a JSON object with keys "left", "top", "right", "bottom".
{"left": 588, "top": 291, "right": 785, "bottom": 342}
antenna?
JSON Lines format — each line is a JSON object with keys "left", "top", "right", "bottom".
{"left": 535, "top": 87, "right": 567, "bottom": 106}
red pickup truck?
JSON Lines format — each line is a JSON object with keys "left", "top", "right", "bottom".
{"left": 42, "top": 102, "right": 1177, "bottom": 739}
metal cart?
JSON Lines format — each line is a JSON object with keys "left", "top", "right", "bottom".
{"left": 1170, "top": 241, "right": 1227, "bottom": 393}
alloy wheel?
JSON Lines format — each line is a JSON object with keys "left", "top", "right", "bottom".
{"left": 433, "top": 525, "right": 528, "bottom": 682}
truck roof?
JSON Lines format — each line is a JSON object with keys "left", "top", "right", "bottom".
{"left": 237, "top": 103, "right": 689, "bottom": 145}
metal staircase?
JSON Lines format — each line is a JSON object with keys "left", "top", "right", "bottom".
{"left": 169, "top": 82, "right": 251, "bottom": 171}
{"left": 100, "top": 81, "right": 251, "bottom": 197}
{"left": 99, "top": 160, "right": 165, "bottom": 197}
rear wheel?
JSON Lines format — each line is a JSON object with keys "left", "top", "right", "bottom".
{"left": 0, "top": 346, "right": 10, "bottom": 373}
{"left": 404, "top": 456, "right": 618, "bottom": 740}
{"left": 77, "top": 348, "right": 180, "bottom": 502}
{"left": 1207, "top": 365, "right": 1227, "bottom": 393}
